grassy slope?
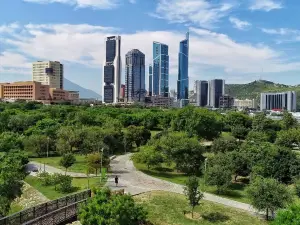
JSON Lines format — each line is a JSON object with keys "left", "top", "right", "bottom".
{"left": 25, "top": 175, "right": 105, "bottom": 200}
{"left": 134, "top": 191, "right": 267, "bottom": 225}
{"left": 134, "top": 162, "right": 249, "bottom": 204}
{"left": 226, "top": 80, "right": 300, "bottom": 108}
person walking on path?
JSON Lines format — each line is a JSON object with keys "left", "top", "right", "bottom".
{"left": 115, "top": 175, "right": 119, "bottom": 187}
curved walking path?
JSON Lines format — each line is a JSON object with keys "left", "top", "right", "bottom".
{"left": 106, "top": 154, "right": 258, "bottom": 215}
{"left": 26, "top": 161, "right": 95, "bottom": 178}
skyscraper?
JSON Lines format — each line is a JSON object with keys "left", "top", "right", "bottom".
{"left": 195, "top": 80, "right": 208, "bottom": 107}
{"left": 208, "top": 79, "right": 225, "bottom": 108}
{"left": 125, "top": 49, "right": 145, "bottom": 102}
{"left": 149, "top": 64, "right": 153, "bottom": 96}
{"left": 177, "top": 32, "right": 189, "bottom": 101}
{"left": 152, "top": 42, "right": 169, "bottom": 97}
{"left": 103, "top": 36, "right": 121, "bottom": 103}
{"left": 260, "top": 91, "right": 296, "bottom": 112}
{"left": 32, "top": 61, "right": 63, "bottom": 89}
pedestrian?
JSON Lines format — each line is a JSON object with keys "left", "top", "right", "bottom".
{"left": 115, "top": 175, "right": 119, "bottom": 187}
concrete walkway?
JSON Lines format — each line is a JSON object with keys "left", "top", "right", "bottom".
{"left": 106, "top": 154, "right": 258, "bottom": 215}
{"left": 26, "top": 161, "right": 95, "bottom": 178}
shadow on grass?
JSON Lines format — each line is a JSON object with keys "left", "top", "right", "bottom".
{"left": 202, "top": 212, "right": 230, "bottom": 223}
{"left": 139, "top": 168, "right": 185, "bottom": 180}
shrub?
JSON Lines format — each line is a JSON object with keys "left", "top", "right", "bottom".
{"left": 38, "top": 172, "right": 53, "bottom": 186}
{"left": 57, "top": 175, "right": 73, "bottom": 193}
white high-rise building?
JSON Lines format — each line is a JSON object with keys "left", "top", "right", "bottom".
{"left": 260, "top": 91, "right": 296, "bottom": 112}
{"left": 32, "top": 61, "right": 63, "bottom": 89}
{"left": 103, "top": 36, "right": 122, "bottom": 103}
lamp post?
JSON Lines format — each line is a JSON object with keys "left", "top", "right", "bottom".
{"left": 46, "top": 137, "right": 50, "bottom": 158}
{"left": 100, "top": 148, "right": 104, "bottom": 182}
{"left": 204, "top": 158, "right": 208, "bottom": 185}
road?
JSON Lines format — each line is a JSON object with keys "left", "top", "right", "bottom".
{"left": 106, "top": 154, "right": 258, "bottom": 214}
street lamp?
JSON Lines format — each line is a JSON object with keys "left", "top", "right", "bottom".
{"left": 100, "top": 148, "right": 104, "bottom": 182}
{"left": 46, "top": 137, "right": 50, "bottom": 158}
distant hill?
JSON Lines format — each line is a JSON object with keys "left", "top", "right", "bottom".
{"left": 225, "top": 80, "right": 300, "bottom": 108}
{"left": 64, "top": 78, "right": 101, "bottom": 99}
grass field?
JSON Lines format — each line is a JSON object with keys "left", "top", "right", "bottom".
{"left": 134, "top": 161, "right": 250, "bottom": 204}
{"left": 134, "top": 191, "right": 267, "bottom": 225}
{"left": 25, "top": 175, "right": 105, "bottom": 200}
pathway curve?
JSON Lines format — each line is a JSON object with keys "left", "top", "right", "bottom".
{"left": 26, "top": 161, "right": 94, "bottom": 178}
{"left": 106, "top": 154, "right": 258, "bottom": 215}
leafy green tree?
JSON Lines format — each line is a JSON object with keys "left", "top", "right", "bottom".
{"left": 184, "top": 176, "right": 203, "bottom": 218}
{"left": 79, "top": 188, "right": 147, "bottom": 225}
{"left": 26, "top": 118, "right": 60, "bottom": 139}
{"left": 225, "top": 112, "right": 252, "bottom": 129}
{"left": 132, "top": 146, "right": 164, "bottom": 169}
{"left": 59, "top": 153, "right": 76, "bottom": 174}
{"left": 23, "top": 134, "right": 49, "bottom": 157}
{"left": 82, "top": 127, "right": 105, "bottom": 154}
{"left": 206, "top": 154, "right": 232, "bottom": 194}
{"left": 294, "top": 179, "right": 300, "bottom": 198}
{"left": 246, "top": 177, "right": 292, "bottom": 220}
{"left": 125, "top": 125, "right": 151, "bottom": 147}
{"left": 282, "top": 111, "right": 298, "bottom": 130}
{"left": 228, "top": 150, "right": 250, "bottom": 181}
{"left": 56, "top": 126, "right": 84, "bottom": 154}
{"left": 276, "top": 128, "right": 300, "bottom": 148}
{"left": 0, "top": 132, "right": 23, "bottom": 152}
{"left": 272, "top": 204, "right": 300, "bottom": 225}
{"left": 211, "top": 136, "right": 239, "bottom": 153}
{"left": 87, "top": 152, "right": 109, "bottom": 176}
{"left": 231, "top": 126, "right": 249, "bottom": 140}
{"left": 246, "top": 130, "right": 269, "bottom": 143}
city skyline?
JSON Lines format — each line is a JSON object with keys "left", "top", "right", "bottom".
{"left": 2, "top": 0, "right": 300, "bottom": 95}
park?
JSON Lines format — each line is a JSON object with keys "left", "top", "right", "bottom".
{"left": 1, "top": 101, "right": 300, "bottom": 224}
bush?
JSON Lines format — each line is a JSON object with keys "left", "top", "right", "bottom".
{"left": 38, "top": 172, "right": 54, "bottom": 186}
{"left": 57, "top": 175, "right": 73, "bottom": 193}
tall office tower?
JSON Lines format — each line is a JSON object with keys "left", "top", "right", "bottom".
{"left": 195, "top": 80, "right": 208, "bottom": 107}
{"left": 177, "top": 32, "right": 189, "bottom": 101}
{"left": 208, "top": 79, "right": 225, "bottom": 108}
{"left": 32, "top": 61, "right": 63, "bottom": 89}
{"left": 153, "top": 42, "right": 169, "bottom": 97}
{"left": 260, "top": 91, "right": 296, "bottom": 112}
{"left": 149, "top": 64, "right": 153, "bottom": 96}
{"left": 60, "top": 63, "right": 64, "bottom": 89}
{"left": 120, "top": 84, "right": 125, "bottom": 99}
{"left": 103, "top": 36, "right": 121, "bottom": 103}
{"left": 125, "top": 49, "right": 145, "bottom": 102}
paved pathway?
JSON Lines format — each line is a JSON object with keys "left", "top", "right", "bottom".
{"left": 26, "top": 161, "right": 94, "bottom": 178}
{"left": 106, "top": 154, "right": 258, "bottom": 215}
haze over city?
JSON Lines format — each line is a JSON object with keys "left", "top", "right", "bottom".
{"left": 1, "top": 0, "right": 300, "bottom": 95}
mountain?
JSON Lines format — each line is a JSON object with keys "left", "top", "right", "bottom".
{"left": 225, "top": 80, "right": 300, "bottom": 108}
{"left": 64, "top": 78, "right": 101, "bottom": 99}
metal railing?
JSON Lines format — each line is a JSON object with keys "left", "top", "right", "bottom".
{"left": 0, "top": 189, "right": 91, "bottom": 225}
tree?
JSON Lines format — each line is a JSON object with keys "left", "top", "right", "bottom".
{"left": 272, "top": 204, "right": 300, "bottom": 225}
{"left": 294, "top": 179, "right": 300, "bottom": 198}
{"left": 56, "top": 126, "right": 84, "bottom": 154}
{"left": 282, "top": 111, "right": 298, "bottom": 130}
{"left": 87, "top": 152, "right": 109, "bottom": 176}
{"left": 206, "top": 154, "right": 232, "bottom": 194}
{"left": 225, "top": 111, "right": 252, "bottom": 129}
{"left": 246, "top": 177, "right": 292, "bottom": 220}
{"left": 79, "top": 188, "right": 147, "bottom": 225}
{"left": 125, "top": 126, "right": 151, "bottom": 147}
{"left": 59, "top": 153, "right": 76, "bottom": 174}
{"left": 231, "top": 126, "right": 249, "bottom": 140}
{"left": 276, "top": 128, "right": 300, "bottom": 148}
{"left": 132, "top": 145, "right": 164, "bottom": 169}
{"left": 228, "top": 150, "right": 250, "bottom": 181}
{"left": 184, "top": 176, "right": 203, "bottom": 218}
{"left": 23, "top": 134, "right": 49, "bottom": 157}
{"left": 246, "top": 131, "right": 269, "bottom": 143}
{"left": 0, "top": 132, "right": 23, "bottom": 152}
{"left": 82, "top": 127, "right": 105, "bottom": 155}
{"left": 211, "top": 136, "right": 239, "bottom": 153}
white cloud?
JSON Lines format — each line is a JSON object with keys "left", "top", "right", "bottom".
{"left": 151, "top": 0, "right": 236, "bottom": 29}
{"left": 229, "top": 17, "right": 251, "bottom": 30}
{"left": 23, "top": 0, "right": 121, "bottom": 9}
{"left": 261, "top": 28, "right": 300, "bottom": 43}
{"left": 249, "top": 0, "right": 283, "bottom": 12}
{"left": 1, "top": 22, "right": 300, "bottom": 89}
{"left": 0, "top": 23, "right": 19, "bottom": 33}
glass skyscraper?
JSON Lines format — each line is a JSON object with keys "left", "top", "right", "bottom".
{"left": 177, "top": 32, "right": 189, "bottom": 101}
{"left": 148, "top": 64, "right": 153, "bottom": 96}
{"left": 125, "top": 49, "right": 145, "bottom": 102}
{"left": 152, "top": 42, "right": 169, "bottom": 97}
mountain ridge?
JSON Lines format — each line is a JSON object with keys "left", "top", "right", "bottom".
{"left": 64, "top": 78, "right": 101, "bottom": 99}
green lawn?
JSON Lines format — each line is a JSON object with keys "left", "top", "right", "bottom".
{"left": 134, "top": 191, "right": 267, "bottom": 225}
{"left": 25, "top": 175, "right": 105, "bottom": 200}
{"left": 134, "top": 161, "right": 250, "bottom": 204}
{"left": 31, "top": 155, "right": 93, "bottom": 174}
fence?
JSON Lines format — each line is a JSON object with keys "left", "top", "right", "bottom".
{"left": 0, "top": 189, "right": 91, "bottom": 225}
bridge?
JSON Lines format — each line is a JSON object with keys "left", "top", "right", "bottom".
{"left": 0, "top": 189, "right": 91, "bottom": 225}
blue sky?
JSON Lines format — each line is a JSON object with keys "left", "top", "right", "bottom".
{"left": 1, "top": 0, "right": 300, "bottom": 94}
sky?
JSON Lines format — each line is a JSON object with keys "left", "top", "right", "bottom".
{"left": 1, "top": 0, "right": 300, "bottom": 95}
